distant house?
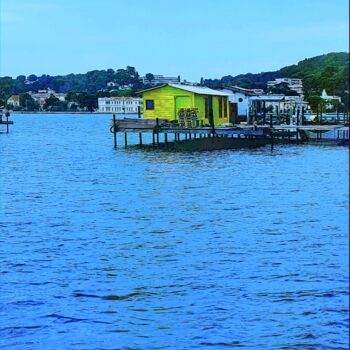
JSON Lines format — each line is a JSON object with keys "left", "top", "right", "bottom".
{"left": 267, "top": 78, "right": 304, "bottom": 95}
{"left": 98, "top": 97, "right": 142, "bottom": 113}
{"left": 7, "top": 95, "right": 20, "bottom": 107}
{"left": 320, "top": 89, "right": 341, "bottom": 109}
{"left": 142, "top": 75, "right": 179, "bottom": 86}
{"left": 29, "top": 89, "right": 66, "bottom": 108}
{"left": 138, "top": 84, "right": 230, "bottom": 126}
{"left": 107, "top": 81, "right": 119, "bottom": 87}
{"left": 118, "top": 84, "right": 133, "bottom": 90}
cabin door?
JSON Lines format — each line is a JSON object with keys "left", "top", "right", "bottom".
{"left": 229, "top": 103, "right": 237, "bottom": 124}
{"left": 175, "top": 96, "right": 192, "bottom": 119}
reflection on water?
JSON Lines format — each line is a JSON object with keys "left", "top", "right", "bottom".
{"left": 0, "top": 114, "right": 349, "bottom": 349}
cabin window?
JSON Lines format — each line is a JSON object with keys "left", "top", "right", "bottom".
{"left": 238, "top": 97, "right": 243, "bottom": 103}
{"left": 219, "top": 97, "right": 223, "bottom": 118}
{"left": 146, "top": 100, "right": 154, "bottom": 110}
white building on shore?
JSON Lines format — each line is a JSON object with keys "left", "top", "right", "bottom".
{"left": 98, "top": 97, "right": 143, "bottom": 113}
{"left": 320, "top": 89, "right": 341, "bottom": 109}
{"left": 219, "top": 86, "right": 264, "bottom": 117}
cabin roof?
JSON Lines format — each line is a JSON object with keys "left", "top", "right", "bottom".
{"left": 138, "top": 84, "right": 230, "bottom": 96}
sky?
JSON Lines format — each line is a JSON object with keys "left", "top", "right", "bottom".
{"left": 0, "top": 0, "right": 348, "bottom": 81}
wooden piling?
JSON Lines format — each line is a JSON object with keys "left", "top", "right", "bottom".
{"left": 139, "top": 132, "right": 143, "bottom": 146}
{"left": 296, "top": 128, "right": 299, "bottom": 144}
{"left": 113, "top": 114, "right": 117, "bottom": 149}
{"left": 156, "top": 118, "right": 159, "bottom": 145}
{"left": 164, "top": 133, "right": 168, "bottom": 144}
{"left": 263, "top": 101, "right": 266, "bottom": 125}
{"left": 137, "top": 105, "right": 141, "bottom": 119}
{"left": 124, "top": 132, "right": 128, "bottom": 148}
{"left": 138, "top": 106, "right": 142, "bottom": 146}
{"left": 301, "top": 106, "right": 305, "bottom": 125}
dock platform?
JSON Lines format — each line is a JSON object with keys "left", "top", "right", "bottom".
{"left": 110, "top": 116, "right": 349, "bottom": 150}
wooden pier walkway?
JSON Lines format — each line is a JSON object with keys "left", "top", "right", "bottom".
{"left": 110, "top": 116, "right": 349, "bottom": 150}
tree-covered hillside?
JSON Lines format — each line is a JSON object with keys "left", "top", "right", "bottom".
{"left": 203, "top": 52, "right": 349, "bottom": 100}
{"left": 0, "top": 66, "right": 143, "bottom": 107}
{"left": 0, "top": 52, "right": 348, "bottom": 109}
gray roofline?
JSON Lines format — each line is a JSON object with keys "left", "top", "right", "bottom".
{"left": 136, "top": 84, "right": 168, "bottom": 95}
{"left": 137, "top": 83, "right": 230, "bottom": 97}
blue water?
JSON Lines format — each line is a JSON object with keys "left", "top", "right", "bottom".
{"left": 0, "top": 114, "right": 349, "bottom": 350}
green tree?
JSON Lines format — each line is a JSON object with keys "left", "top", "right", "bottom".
{"left": 66, "top": 91, "right": 79, "bottom": 102}
{"left": 19, "top": 93, "right": 39, "bottom": 110}
{"left": 27, "top": 74, "right": 37, "bottom": 82}
{"left": 17, "top": 75, "right": 26, "bottom": 83}
{"left": 77, "top": 93, "right": 97, "bottom": 111}
{"left": 110, "top": 89, "right": 134, "bottom": 97}
{"left": 126, "top": 66, "right": 136, "bottom": 76}
{"left": 145, "top": 73, "right": 154, "bottom": 82}
{"left": 43, "top": 94, "right": 67, "bottom": 111}
{"left": 43, "top": 94, "right": 60, "bottom": 110}
{"left": 307, "top": 96, "right": 325, "bottom": 113}
{"left": 96, "top": 90, "right": 111, "bottom": 98}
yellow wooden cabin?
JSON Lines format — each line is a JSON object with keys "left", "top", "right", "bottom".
{"left": 139, "top": 84, "right": 231, "bottom": 126}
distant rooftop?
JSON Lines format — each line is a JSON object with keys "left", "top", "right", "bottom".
{"left": 222, "top": 86, "right": 264, "bottom": 96}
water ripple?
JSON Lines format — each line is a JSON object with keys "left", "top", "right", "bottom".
{"left": 0, "top": 114, "right": 348, "bottom": 349}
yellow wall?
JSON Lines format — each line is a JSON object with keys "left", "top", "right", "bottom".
{"left": 194, "top": 94, "right": 229, "bottom": 125}
{"left": 142, "top": 85, "right": 229, "bottom": 125}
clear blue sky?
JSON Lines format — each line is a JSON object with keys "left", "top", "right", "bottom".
{"left": 0, "top": 0, "right": 348, "bottom": 81}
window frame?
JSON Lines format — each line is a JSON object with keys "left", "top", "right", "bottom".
{"left": 145, "top": 99, "right": 155, "bottom": 110}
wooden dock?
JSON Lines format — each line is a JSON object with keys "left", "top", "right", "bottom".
{"left": 0, "top": 120, "right": 14, "bottom": 133}
{"left": 110, "top": 116, "right": 349, "bottom": 150}
{"left": 111, "top": 116, "right": 270, "bottom": 150}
